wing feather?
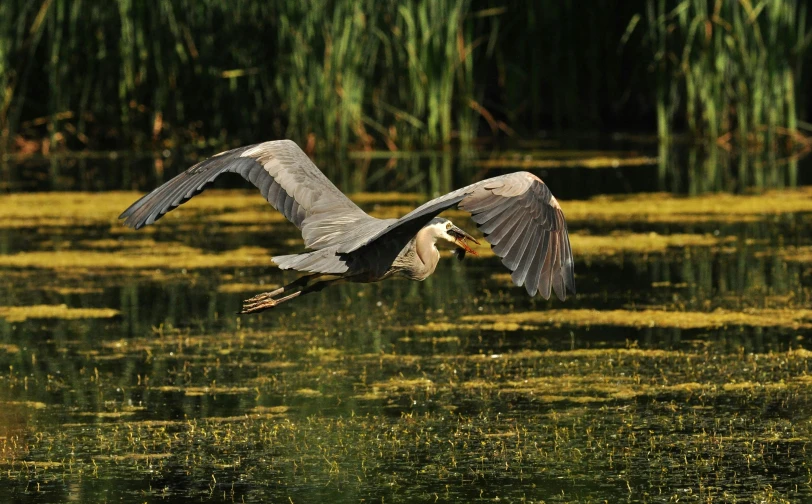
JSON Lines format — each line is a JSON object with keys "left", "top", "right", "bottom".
{"left": 481, "top": 202, "right": 523, "bottom": 239}
{"left": 513, "top": 226, "right": 541, "bottom": 292}
{"left": 538, "top": 233, "right": 556, "bottom": 299}
{"left": 345, "top": 171, "right": 575, "bottom": 300}
{"left": 120, "top": 139, "right": 379, "bottom": 250}
{"left": 490, "top": 208, "right": 526, "bottom": 256}
{"left": 503, "top": 219, "right": 534, "bottom": 271}
{"left": 526, "top": 232, "right": 549, "bottom": 297}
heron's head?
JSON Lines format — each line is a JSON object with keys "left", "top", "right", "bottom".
{"left": 424, "top": 218, "right": 479, "bottom": 258}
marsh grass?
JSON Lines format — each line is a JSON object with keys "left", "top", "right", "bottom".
{"left": 1, "top": 1, "right": 809, "bottom": 154}
{"left": 0, "top": 0, "right": 482, "bottom": 154}
{"left": 630, "top": 0, "right": 812, "bottom": 148}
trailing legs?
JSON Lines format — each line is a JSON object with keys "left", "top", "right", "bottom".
{"left": 239, "top": 273, "right": 342, "bottom": 314}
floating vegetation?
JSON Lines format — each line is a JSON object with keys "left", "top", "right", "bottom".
{"left": 154, "top": 386, "right": 251, "bottom": 396}
{"left": 0, "top": 245, "right": 271, "bottom": 271}
{"left": 475, "top": 231, "right": 724, "bottom": 260}
{"left": 780, "top": 246, "right": 812, "bottom": 263}
{"left": 0, "top": 304, "right": 119, "bottom": 322}
{"left": 216, "top": 282, "right": 279, "bottom": 294}
{"left": 569, "top": 232, "right": 725, "bottom": 256}
{"left": 1, "top": 400, "right": 46, "bottom": 409}
{"left": 0, "top": 263, "right": 809, "bottom": 502}
{"left": 476, "top": 155, "right": 659, "bottom": 169}
{"left": 0, "top": 192, "right": 144, "bottom": 228}
{"left": 95, "top": 453, "right": 173, "bottom": 462}
{"left": 43, "top": 286, "right": 105, "bottom": 295}
{"left": 3, "top": 187, "right": 812, "bottom": 232}
{"left": 464, "top": 308, "right": 812, "bottom": 330}
{"left": 2, "top": 334, "right": 812, "bottom": 502}
{"left": 562, "top": 187, "right": 812, "bottom": 223}
{"left": 0, "top": 191, "right": 429, "bottom": 229}
{"left": 410, "top": 320, "right": 537, "bottom": 332}
{"left": 294, "top": 388, "right": 323, "bottom": 398}
{"left": 0, "top": 152, "right": 810, "bottom": 503}
{"left": 369, "top": 377, "right": 434, "bottom": 392}
{"left": 211, "top": 210, "right": 288, "bottom": 225}
{"left": 76, "top": 411, "right": 137, "bottom": 419}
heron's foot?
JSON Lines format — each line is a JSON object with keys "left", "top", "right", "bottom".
{"left": 243, "top": 287, "right": 284, "bottom": 304}
{"left": 239, "top": 298, "right": 276, "bottom": 314}
{"left": 239, "top": 290, "right": 301, "bottom": 314}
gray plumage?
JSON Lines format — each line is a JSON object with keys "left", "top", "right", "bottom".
{"left": 120, "top": 139, "right": 575, "bottom": 313}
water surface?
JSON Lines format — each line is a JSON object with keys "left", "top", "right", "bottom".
{"left": 1, "top": 142, "right": 811, "bottom": 502}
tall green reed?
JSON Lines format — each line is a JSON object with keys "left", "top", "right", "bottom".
{"left": 0, "top": 0, "right": 810, "bottom": 156}
{"left": 0, "top": 0, "right": 482, "bottom": 154}
{"left": 630, "top": 0, "right": 812, "bottom": 149}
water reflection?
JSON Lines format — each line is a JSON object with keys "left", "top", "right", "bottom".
{"left": 658, "top": 143, "right": 806, "bottom": 194}
{"left": 3, "top": 141, "right": 812, "bottom": 196}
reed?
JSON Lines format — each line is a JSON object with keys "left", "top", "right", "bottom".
{"left": 0, "top": 0, "right": 810, "bottom": 155}
{"left": 0, "top": 0, "right": 482, "bottom": 154}
{"left": 630, "top": 0, "right": 812, "bottom": 148}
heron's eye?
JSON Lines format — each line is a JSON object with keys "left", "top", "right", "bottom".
{"left": 446, "top": 222, "right": 452, "bottom": 230}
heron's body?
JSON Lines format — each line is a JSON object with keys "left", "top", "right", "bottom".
{"left": 120, "top": 140, "right": 575, "bottom": 313}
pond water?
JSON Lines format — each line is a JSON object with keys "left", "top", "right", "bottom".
{"left": 0, "top": 141, "right": 811, "bottom": 502}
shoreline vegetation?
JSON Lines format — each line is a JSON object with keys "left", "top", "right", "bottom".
{"left": 0, "top": 1, "right": 810, "bottom": 156}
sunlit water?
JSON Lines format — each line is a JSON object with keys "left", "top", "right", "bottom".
{"left": 0, "top": 142, "right": 811, "bottom": 502}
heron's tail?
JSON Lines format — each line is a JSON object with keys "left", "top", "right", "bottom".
{"left": 272, "top": 249, "right": 349, "bottom": 275}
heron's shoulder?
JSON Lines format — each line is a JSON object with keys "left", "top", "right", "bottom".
{"left": 502, "top": 171, "right": 546, "bottom": 184}
{"left": 189, "top": 140, "right": 304, "bottom": 171}
{"left": 239, "top": 139, "right": 306, "bottom": 160}
{"left": 252, "top": 139, "right": 300, "bottom": 150}
{"left": 478, "top": 171, "right": 545, "bottom": 197}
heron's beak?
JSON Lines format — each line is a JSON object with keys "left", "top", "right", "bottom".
{"left": 448, "top": 225, "right": 479, "bottom": 256}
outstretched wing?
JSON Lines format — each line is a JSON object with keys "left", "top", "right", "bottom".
{"left": 119, "top": 139, "right": 378, "bottom": 250}
{"left": 344, "top": 172, "right": 575, "bottom": 300}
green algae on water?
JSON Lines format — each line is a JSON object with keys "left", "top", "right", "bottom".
{"left": 2, "top": 187, "right": 812, "bottom": 229}
{"left": 0, "top": 245, "right": 272, "bottom": 271}
{"left": 0, "top": 304, "right": 119, "bottom": 322}
{"left": 463, "top": 308, "right": 812, "bottom": 330}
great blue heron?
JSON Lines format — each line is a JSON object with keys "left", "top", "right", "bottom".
{"left": 120, "top": 140, "right": 575, "bottom": 313}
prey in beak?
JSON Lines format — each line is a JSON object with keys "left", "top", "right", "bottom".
{"left": 448, "top": 225, "right": 479, "bottom": 260}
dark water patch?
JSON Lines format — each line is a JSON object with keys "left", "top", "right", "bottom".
{"left": 4, "top": 143, "right": 812, "bottom": 198}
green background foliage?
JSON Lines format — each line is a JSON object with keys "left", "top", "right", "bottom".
{"left": 0, "top": 0, "right": 810, "bottom": 153}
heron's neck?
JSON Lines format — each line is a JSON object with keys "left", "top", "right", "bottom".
{"left": 414, "top": 226, "right": 440, "bottom": 276}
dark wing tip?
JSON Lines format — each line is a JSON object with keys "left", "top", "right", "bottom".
{"left": 118, "top": 206, "right": 136, "bottom": 223}
{"left": 118, "top": 189, "right": 165, "bottom": 229}
{"left": 549, "top": 218, "right": 576, "bottom": 302}
{"left": 117, "top": 145, "right": 258, "bottom": 231}
{"left": 118, "top": 202, "right": 143, "bottom": 228}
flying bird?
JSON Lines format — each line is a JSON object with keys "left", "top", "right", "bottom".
{"left": 120, "top": 140, "right": 575, "bottom": 313}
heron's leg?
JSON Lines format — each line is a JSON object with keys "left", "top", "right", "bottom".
{"left": 239, "top": 290, "right": 302, "bottom": 314}
{"left": 239, "top": 275, "right": 342, "bottom": 314}
{"left": 243, "top": 274, "right": 323, "bottom": 304}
